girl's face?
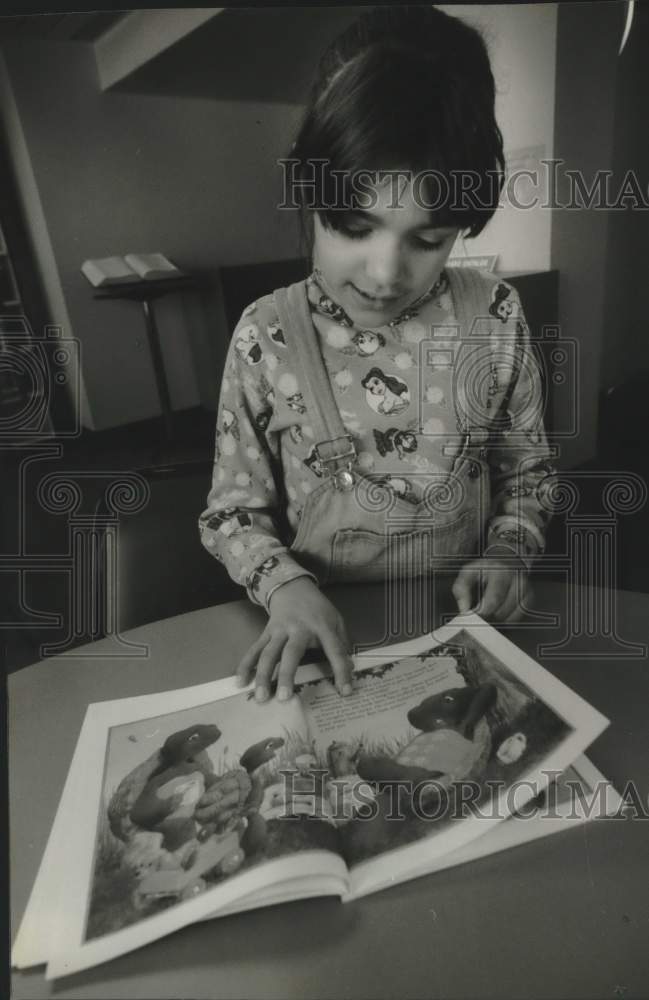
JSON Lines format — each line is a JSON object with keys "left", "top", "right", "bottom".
{"left": 313, "top": 173, "right": 458, "bottom": 327}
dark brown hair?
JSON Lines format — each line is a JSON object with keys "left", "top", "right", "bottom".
{"left": 289, "top": 5, "right": 505, "bottom": 242}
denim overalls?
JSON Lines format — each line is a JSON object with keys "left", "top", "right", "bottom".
{"left": 273, "top": 269, "right": 508, "bottom": 588}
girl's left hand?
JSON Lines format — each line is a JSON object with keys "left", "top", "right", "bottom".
{"left": 452, "top": 547, "right": 531, "bottom": 623}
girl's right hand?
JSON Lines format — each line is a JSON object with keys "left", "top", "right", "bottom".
{"left": 236, "top": 577, "right": 355, "bottom": 703}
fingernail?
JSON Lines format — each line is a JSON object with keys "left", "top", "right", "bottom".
{"left": 255, "top": 686, "right": 268, "bottom": 703}
{"left": 342, "top": 683, "right": 353, "bottom": 696}
{"left": 277, "top": 686, "right": 291, "bottom": 702}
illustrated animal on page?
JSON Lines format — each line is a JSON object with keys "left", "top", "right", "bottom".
{"left": 355, "top": 683, "right": 497, "bottom": 804}
{"left": 108, "top": 724, "right": 222, "bottom": 859}
{"left": 194, "top": 736, "right": 286, "bottom": 852}
{"left": 107, "top": 726, "right": 284, "bottom": 902}
{"left": 259, "top": 752, "right": 335, "bottom": 823}
{"left": 325, "top": 740, "right": 377, "bottom": 825}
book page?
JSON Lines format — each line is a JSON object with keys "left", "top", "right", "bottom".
{"left": 81, "top": 256, "right": 139, "bottom": 286}
{"left": 293, "top": 616, "right": 609, "bottom": 898}
{"left": 16, "top": 675, "right": 346, "bottom": 979}
{"left": 345, "top": 622, "right": 608, "bottom": 897}
{"left": 343, "top": 754, "right": 622, "bottom": 897}
{"left": 297, "top": 647, "right": 491, "bottom": 846}
{"left": 83, "top": 689, "right": 342, "bottom": 943}
{"left": 123, "top": 252, "right": 182, "bottom": 279}
{"left": 419, "top": 754, "right": 623, "bottom": 875}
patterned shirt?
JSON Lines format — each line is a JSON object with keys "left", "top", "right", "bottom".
{"left": 199, "top": 269, "right": 555, "bottom": 610}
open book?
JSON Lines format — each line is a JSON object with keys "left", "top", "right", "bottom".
{"left": 81, "top": 253, "right": 183, "bottom": 287}
{"left": 12, "top": 614, "right": 621, "bottom": 979}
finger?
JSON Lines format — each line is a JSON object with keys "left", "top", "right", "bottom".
{"left": 276, "top": 633, "right": 310, "bottom": 701}
{"left": 236, "top": 632, "right": 269, "bottom": 685}
{"left": 494, "top": 578, "right": 522, "bottom": 622}
{"left": 500, "top": 570, "right": 530, "bottom": 622}
{"left": 254, "top": 633, "right": 286, "bottom": 702}
{"left": 475, "top": 568, "right": 510, "bottom": 620}
{"left": 504, "top": 602, "right": 525, "bottom": 623}
{"left": 525, "top": 579, "right": 535, "bottom": 609}
{"left": 335, "top": 615, "right": 354, "bottom": 656}
{"left": 318, "top": 628, "right": 355, "bottom": 696}
{"left": 452, "top": 564, "right": 481, "bottom": 614}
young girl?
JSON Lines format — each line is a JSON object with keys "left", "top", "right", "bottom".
{"left": 199, "top": 6, "right": 554, "bottom": 703}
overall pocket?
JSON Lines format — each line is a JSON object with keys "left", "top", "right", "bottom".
{"left": 329, "top": 507, "right": 479, "bottom": 583}
{"left": 287, "top": 478, "right": 339, "bottom": 586}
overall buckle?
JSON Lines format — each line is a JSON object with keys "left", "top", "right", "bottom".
{"left": 314, "top": 434, "right": 357, "bottom": 492}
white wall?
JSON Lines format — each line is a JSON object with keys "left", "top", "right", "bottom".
{"left": 441, "top": 4, "right": 557, "bottom": 273}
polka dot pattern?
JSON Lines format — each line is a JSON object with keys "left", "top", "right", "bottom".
{"left": 199, "top": 271, "right": 555, "bottom": 606}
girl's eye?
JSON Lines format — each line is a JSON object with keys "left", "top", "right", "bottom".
{"left": 413, "top": 238, "right": 444, "bottom": 252}
{"left": 339, "top": 223, "right": 372, "bottom": 240}
{"left": 337, "top": 220, "right": 445, "bottom": 250}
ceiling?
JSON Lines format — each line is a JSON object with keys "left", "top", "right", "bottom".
{"left": 109, "top": 6, "right": 367, "bottom": 103}
{"left": 0, "top": 7, "right": 370, "bottom": 103}
{"left": 0, "top": 12, "right": 126, "bottom": 41}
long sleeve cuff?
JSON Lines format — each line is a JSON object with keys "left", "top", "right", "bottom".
{"left": 245, "top": 553, "right": 319, "bottom": 612}
{"left": 484, "top": 515, "right": 547, "bottom": 571}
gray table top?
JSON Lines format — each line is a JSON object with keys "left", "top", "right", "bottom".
{"left": 9, "top": 580, "right": 649, "bottom": 999}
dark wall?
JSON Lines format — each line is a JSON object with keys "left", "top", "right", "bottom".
{"left": 551, "top": 1, "right": 624, "bottom": 468}
{"left": 600, "top": 2, "right": 649, "bottom": 391}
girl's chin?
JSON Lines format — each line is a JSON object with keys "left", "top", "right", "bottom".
{"left": 345, "top": 284, "right": 412, "bottom": 323}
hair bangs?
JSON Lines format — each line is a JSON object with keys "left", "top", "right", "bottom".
{"left": 290, "top": 6, "right": 505, "bottom": 241}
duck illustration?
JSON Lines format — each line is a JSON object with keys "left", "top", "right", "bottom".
{"left": 127, "top": 724, "right": 222, "bottom": 852}
{"left": 194, "top": 736, "right": 285, "bottom": 856}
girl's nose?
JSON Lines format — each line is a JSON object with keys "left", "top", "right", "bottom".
{"left": 364, "top": 237, "right": 404, "bottom": 291}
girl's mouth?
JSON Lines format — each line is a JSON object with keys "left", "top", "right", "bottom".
{"left": 349, "top": 284, "right": 403, "bottom": 309}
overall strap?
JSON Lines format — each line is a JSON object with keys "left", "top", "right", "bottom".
{"left": 445, "top": 267, "right": 524, "bottom": 436}
{"left": 445, "top": 266, "right": 485, "bottom": 342}
{"left": 273, "top": 282, "right": 356, "bottom": 477}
